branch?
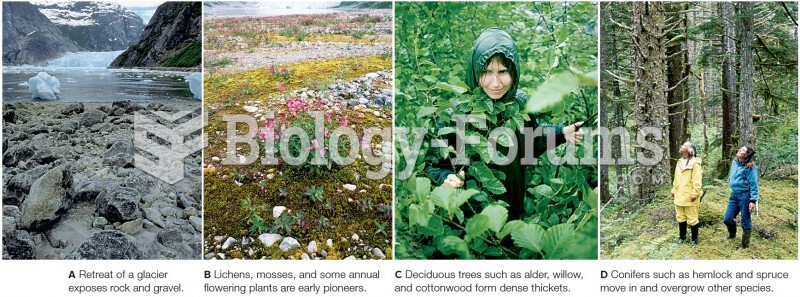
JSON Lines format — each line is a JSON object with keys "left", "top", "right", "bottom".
{"left": 604, "top": 69, "right": 635, "bottom": 84}
{"left": 667, "top": 76, "right": 690, "bottom": 92}
{"left": 665, "top": 34, "right": 686, "bottom": 47}
{"left": 608, "top": 17, "right": 633, "bottom": 31}
{"left": 667, "top": 97, "right": 692, "bottom": 107}
{"left": 666, "top": 48, "right": 687, "bottom": 60}
{"left": 782, "top": 2, "right": 798, "bottom": 26}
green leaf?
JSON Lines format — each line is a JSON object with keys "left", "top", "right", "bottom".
{"left": 584, "top": 188, "right": 599, "bottom": 212}
{"left": 483, "top": 246, "right": 503, "bottom": 257}
{"left": 418, "top": 216, "right": 444, "bottom": 236}
{"left": 430, "top": 186, "right": 478, "bottom": 216}
{"left": 530, "top": 184, "right": 554, "bottom": 199}
{"left": 438, "top": 236, "right": 472, "bottom": 259}
{"left": 417, "top": 107, "right": 437, "bottom": 118}
{"left": 481, "top": 204, "right": 508, "bottom": 233}
{"left": 415, "top": 177, "right": 431, "bottom": 198}
{"left": 524, "top": 198, "right": 535, "bottom": 215}
{"left": 497, "top": 220, "right": 525, "bottom": 239}
{"left": 541, "top": 223, "right": 576, "bottom": 259}
{"left": 525, "top": 72, "right": 579, "bottom": 114}
{"left": 437, "top": 127, "right": 457, "bottom": 136}
{"left": 435, "top": 82, "right": 469, "bottom": 94}
{"left": 465, "top": 214, "right": 490, "bottom": 241}
{"left": 408, "top": 200, "right": 433, "bottom": 227}
{"left": 510, "top": 223, "right": 545, "bottom": 253}
{"left": 468, "top": 162, "right": 507, "bottom": 195}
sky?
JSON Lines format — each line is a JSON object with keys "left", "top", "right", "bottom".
{"left": 119, "top": 1, "right": 164, "bottom": 24}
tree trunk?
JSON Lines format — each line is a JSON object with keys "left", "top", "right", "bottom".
{"left": 719, "top": 1, "right": 738, "bottom": 177}
{"left": 599, "top": 3, "right": 610, "bottom": 203}
{"left": 666, "top": 3, "right": 689, "bottom": 167}
{"left": 738, "top": 2, "right": 756, "bottom": 147}
{"left": 633, "top": 2, "right": 669, "bottom": 203}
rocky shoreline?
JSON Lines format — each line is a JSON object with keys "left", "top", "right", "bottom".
{"left": 3, "top": 101, "right": 202, "bottom": 259}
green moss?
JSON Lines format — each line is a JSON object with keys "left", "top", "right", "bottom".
{"left": 163, "top": 40, "right": 201, "bottom": 67}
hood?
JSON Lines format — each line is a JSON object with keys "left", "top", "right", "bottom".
{"left": 465, "top": 28, "right": 520, "bottom": 100}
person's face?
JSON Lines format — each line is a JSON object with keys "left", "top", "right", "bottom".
{"left": 736, "top": 146, "right": 748, "bottom": 159}
{"left": 480, "top": 59, "right": 512, "bottom": 100}
{"left": 679, "top": 145, "right": 689, "bottom": 156}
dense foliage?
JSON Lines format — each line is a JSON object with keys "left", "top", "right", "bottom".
{"left": 394, "top": 2, "right": 598, "bottom": 259}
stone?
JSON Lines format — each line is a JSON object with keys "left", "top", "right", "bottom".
{"left": 3, "top": 145, "right": 34, "bottom": 166}
{"left": 279, "top": 237, "right": 301, "bottom": 251}
{"left": 143, "top": 207, "right": 166, "bottom": 228}
{"left": 157, "top": 229, "right": 183, "bottom": 249}
{"left": 27, "top": 123, "right": 48, "bottom": 134}
{"left": 17, "top": 165, "right": 71, "bottom": 231}
{"left": 189, "top": 216, "right": 202, "bottom": 232}
{"left": 308, "top": 241, "right": 318, "bottom": 254}
{"left": 3, "top": 109, "right": 16, "bottom": 123}
{"left": 257, "top": 233, "right": 282, "bottom": 247}
{"left": 31, "top": 149, "right": 58, "bottom": 164}
{"left": 103, "top": 141, "right": 134, "bottom": 167}
{"left": 55, "top": 121, "right": 79, "bottom": 133}
{"left": 67, "top": 231, "right": 142, "bottom": 260}
{"left": 272, "top": 206, "right": 287, "bottom": 218}
{"left": 3, "top": 205, "right": 21, "bottom": 217}
{"left": 183, "top": 206, "right": 199, "bottom": 218}
{"left": 344, "top": 256, "right": 356, "bottom": 260}
{"left": 117, "top": 218, "right": 143, "bottom": 235}
{"left": 69, "top": 173, "right": 105, "bottom": 202}
{"left": 372, "top": 248, "right": 386, "bottom": 259}
{"left": 3, "top": 217, "right": 17, "bottom": 236}
{"left": 221, "top": 237, "right": 237, "bottom": 249}
{"left": 351, "top": 233, "right": 360, "bottom": 242}
{"left": 2, "top": 230, "right": 35, "bottom": 259}
{"left": 326, "top": 238, "right": 333, "bottom": 247}
{"left": 320, "top": 249, "right": 328, "bottom": 257}
{"left": 96, "top": 185, "right": 141, "bottom": 223}
{"left": 177, "top": 193, "right": 200, "bottom": 210}
{"left": 61, "top": 103, "right": 84, "bottom": 115}
{"left": 89, "top": 122, "right": 112, "bottom": 133}
{"left": 343, "top": 184, "right": 357, "bottom": 191}
{"left": 80, "top": 109, "right": 106, "bottom": 127}
{"left": 92, "top": 217, "right": 108, "bottom": 228}
{"left": 301, "top": 253, "right": 311, "bottom": 260}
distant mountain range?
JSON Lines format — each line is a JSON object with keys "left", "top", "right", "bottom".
{"left": 2, "top": 1, "right": 144, "bottom": 65}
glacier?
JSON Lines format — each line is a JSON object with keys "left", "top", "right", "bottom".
{"left": 28, "top": 72, "right": 61, "bottom": 100}
{"left": 47, "top": 51, "right": 124, "bottom": 67}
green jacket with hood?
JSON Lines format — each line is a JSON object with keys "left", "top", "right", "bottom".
{"left": 425, "top": 28, "right": 566, "bottom": 220}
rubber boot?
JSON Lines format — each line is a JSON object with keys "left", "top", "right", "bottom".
{"left": 739, "top": 230, "right": 752, "bottom": 250}
{"left": 678, "top": 222, "right": 687, "bottom": 244}
{"left": 690, "top": 224, "right": 699, "bottom": 247}
{"left": 724, "top": 222, "right": 737, "bottom": 240}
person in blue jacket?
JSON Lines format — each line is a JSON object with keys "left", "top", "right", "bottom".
{"left": 723, "top": 145, "right": 759, "bottom": 250}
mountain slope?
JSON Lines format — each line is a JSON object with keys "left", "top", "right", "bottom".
{"left": 2, "top": 1, "right": 83, "bottom": 65}
{"left": 108, "top": 1, "right": 201, "bottom": 68}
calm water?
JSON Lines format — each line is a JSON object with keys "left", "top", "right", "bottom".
{"left": 2, "top": 67, "right": 196, "bottom": 103}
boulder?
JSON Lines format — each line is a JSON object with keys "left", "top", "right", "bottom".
{"left": 66, "top": 231, "right": 142, "bottom": 260}
{"left": 17, "top": 165, "right": 72, "bottom": 231}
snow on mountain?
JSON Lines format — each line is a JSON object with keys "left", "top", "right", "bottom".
{"left": 32, "top": 1, "right": 145, "bottom": 51}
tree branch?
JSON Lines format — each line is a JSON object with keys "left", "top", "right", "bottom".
{"left": 667, "top": 75, "right": 689, "bottom": 92}
{"left": 604, "top": 69, "right": 635, "bottom": 84}
{"left": 667, "top": 97, "right": 691, "bottom": 107}
{"left": 608, "top": 17, "right": 633, "bottom": 31}
{"left": 782, "top": 2, "right": 798, "bottom": 26}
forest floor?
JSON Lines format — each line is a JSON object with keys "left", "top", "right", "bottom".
{"left": 601, "top": 178, "right": 797, "bottom": 260}
{"left": 202, "top": 12, "right": 393, "bottom": 260}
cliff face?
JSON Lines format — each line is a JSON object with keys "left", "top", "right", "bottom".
{"left": 109, "top": 2, "right": 201, "bottom": 68}
{"left": 36, "top": 1, "right": 145, "bottom": 51}
{"left": 2, "top": 2, "right": 82, "bottom": 66}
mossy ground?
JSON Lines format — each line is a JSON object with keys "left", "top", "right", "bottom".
{"left": 203, "top": 21, "right": 393, "bottom": 259}
{"left": 601, "top": 179, "right": 797, "bottom": 260}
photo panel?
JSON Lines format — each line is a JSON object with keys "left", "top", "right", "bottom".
{"left": 394, "top": 1, "right": 599, "bottom": 260}
{"left": 2, "top": 1, "right": 203, "bottom": 259}
{"left": 201, "top": 1, "right": 393, "bottom": 260}
{"left": 599, "top": 1, "right": 798, "bottom": 260}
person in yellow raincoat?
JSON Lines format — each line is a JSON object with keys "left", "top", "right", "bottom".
{"left": 671, "top": 141, "right": 703, "bottom": 246}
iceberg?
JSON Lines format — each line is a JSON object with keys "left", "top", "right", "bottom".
{"left": 28, "top": 72, "right": 61, "bottom": 100}
{"left": 186, "top": 72, "right": 202, "bottom": 100}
